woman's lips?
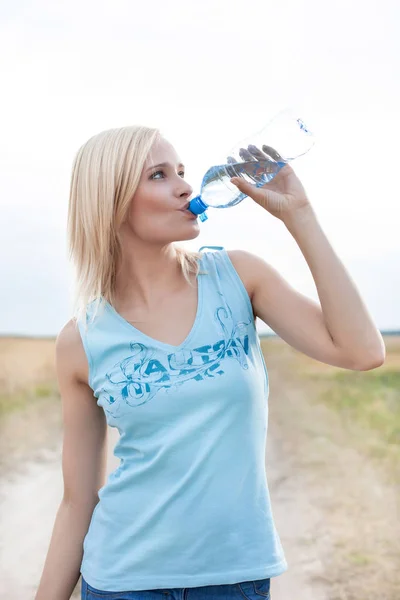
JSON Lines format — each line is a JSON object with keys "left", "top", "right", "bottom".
{"left": 180, "top": 208, "right": 198, "bottom": 220}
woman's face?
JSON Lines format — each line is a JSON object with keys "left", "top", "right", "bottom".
{"left": 125, "top": 136, "right": 200, "bottom": 244}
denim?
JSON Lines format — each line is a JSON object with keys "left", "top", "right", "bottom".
{"left": 81, "top": 575, "right": 271, "bottom": 600}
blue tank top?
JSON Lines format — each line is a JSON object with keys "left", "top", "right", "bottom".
{"left": 77, "top": 247, "right": 287, "bottom": 592}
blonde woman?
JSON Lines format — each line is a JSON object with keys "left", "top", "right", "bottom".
{"left": 35, "top": 126, "right": 385, "bottom": 600}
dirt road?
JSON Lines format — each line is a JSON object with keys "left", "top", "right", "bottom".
{"left": 1, "top": 338, "right": 399, "bottom": 599}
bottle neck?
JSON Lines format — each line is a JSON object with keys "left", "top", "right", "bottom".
{"left": 188, "top": 196, "right": 208, "bottom": 215}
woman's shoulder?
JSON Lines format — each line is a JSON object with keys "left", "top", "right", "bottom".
{"left": 56, "top": 318, "right": 80, "bottom": 349}
{"left": 55, "top": 319, "right": 89, "bottom": 385}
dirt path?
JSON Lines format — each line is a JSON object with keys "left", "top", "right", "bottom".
{"left": 0, "top": 340, "right": 399, "bottom": 599}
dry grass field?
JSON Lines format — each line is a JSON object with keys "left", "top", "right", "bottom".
{"left": 0, "top": 334, "right": 399, "bottom": 599}
{"left": 0, "top": 336, "right": 58, "bottom": 413}
{"left": 0, "top": 336, "right": 60, "bottom": 470}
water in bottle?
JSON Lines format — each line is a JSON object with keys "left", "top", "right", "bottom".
{"left": 188, "top": 107, "right": 315, "bottom": 222}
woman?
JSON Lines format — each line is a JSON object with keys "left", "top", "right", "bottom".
{"left": 35, "top": 125, "right": 385, "bottom": 600}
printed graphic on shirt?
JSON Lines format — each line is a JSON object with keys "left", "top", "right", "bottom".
{"left": 100, "top": 299, "right": 252, "bottom": 416}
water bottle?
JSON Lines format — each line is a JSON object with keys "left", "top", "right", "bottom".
{"left": 188, "top": 107, "right": 315, "bottom": 222}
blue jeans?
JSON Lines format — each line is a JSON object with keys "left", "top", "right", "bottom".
{"left": 81, "top": 575, "right": 271, "bottom": 599}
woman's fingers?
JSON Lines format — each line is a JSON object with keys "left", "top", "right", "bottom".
{"left": 238, "top": 147, "right": 256, "bottom": 161}
{"left": 247, "top": 145, "right": 268, "bottom": 160}
{"left": 261, "top": 145, "right": 284, "bottom": 162}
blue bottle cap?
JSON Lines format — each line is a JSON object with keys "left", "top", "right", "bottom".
{"left": 188, "top": 195, "right": 208, "bottom": 215}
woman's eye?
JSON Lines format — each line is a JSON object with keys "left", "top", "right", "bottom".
{"left": 150, "top": 170, "right": 185, "bottom": 180}
{"left": 151, "top": 170, "right": 165, "bottom": 180}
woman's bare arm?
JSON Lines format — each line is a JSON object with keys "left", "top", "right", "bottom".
{"left": 228, "top": 248, "right": 385, "bottom": 371}
{"left": 34, "top": 320, "right": 108, "bottom": 600}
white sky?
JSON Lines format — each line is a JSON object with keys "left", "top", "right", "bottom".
{"left": 0, "top": 0, "right": 399, "bottom": 336}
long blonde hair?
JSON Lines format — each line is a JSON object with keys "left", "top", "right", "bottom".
{"left": 67, "top": 125, "right": 201, "bottom": 324}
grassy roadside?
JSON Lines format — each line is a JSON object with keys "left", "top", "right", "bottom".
{"left": 288, "top": 336, "right": 400, "bottom": 482}
{"left": 307, "top": 368, "right": 400, "bottom": 441}
{"left": 0, "top": 382, "right": 60, "bottom": 417}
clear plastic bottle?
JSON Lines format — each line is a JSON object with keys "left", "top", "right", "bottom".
{"left": 188, "top": 107, "right": 315, "bottom": 222}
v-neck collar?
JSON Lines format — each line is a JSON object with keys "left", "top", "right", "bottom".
{"left": 104, "top": 272, "right": 204, "bottom": 352}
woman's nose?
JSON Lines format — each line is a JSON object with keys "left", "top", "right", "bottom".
{"left": 178, "top": 181, "right": 193, "bottom": 198}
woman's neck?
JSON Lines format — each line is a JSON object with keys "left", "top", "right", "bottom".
{"left": 113, "top": 241, "right": 185, "bottom": 311}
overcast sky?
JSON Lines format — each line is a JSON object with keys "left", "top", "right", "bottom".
{"left": 0, "top": 0, "right": 399, "bottom": 336}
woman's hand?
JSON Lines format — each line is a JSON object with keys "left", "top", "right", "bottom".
{"left": 229, "top": 144, "right": 311, "bottom": 221}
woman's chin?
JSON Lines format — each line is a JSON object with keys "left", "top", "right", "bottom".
{"left": 167, "top": 209, "right": 201, "bottom": 241}
{"left": 177, "top": 222, "right": 201, "bottom": 241}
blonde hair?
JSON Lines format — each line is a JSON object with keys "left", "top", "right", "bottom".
{"left": 67, "top": 125, "right": 201, "bottom": 324}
